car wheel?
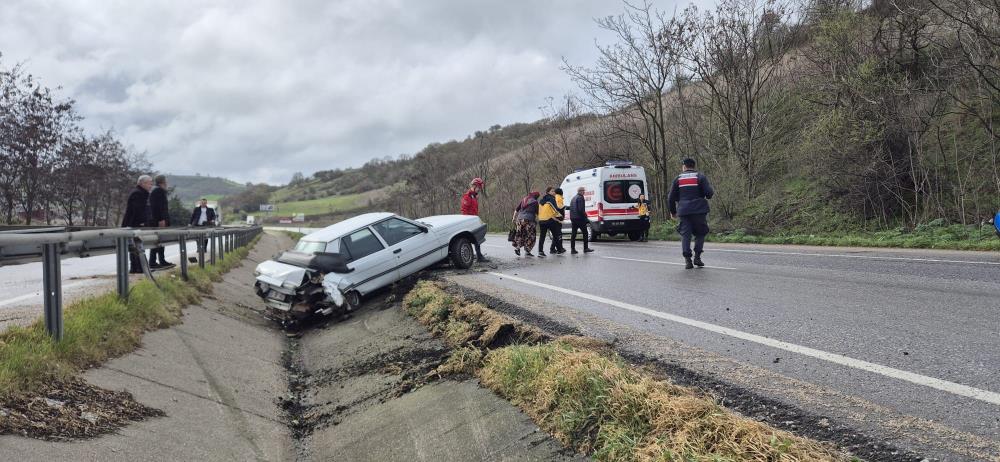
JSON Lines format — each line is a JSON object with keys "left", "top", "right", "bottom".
{"left": 345, "top": 290, "right": 361, "bottom": 309}
{"left": 628, "top": 231, "right": 642, "bottom": 241}
{"left": 449, "top": 236, "right": 475, "bottom": 269}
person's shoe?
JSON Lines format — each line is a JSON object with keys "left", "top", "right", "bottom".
{"left": 558, "top": 248, "right": 567, "bottom": 254}
{"left": 525, "top": 251, "right": 534, "bottom": 257}
{"left": 514, "top": 249, "right": 521, "bottom": 256}
{"left": 584, "top": 248, "right": 594, "bottom": 253}
{"left": 149, "top": 262, "right": 164, "bottom": 269}
{"left": 685, "top": 257, "right": 694, "bottom": 269}
{"left": 129, "top": 268, "right": 144, "bottom": 274}
{"left": 693, "top": 254, "right": 704, "bottom": 267}
{"left": 571, "top": 249, "right": 579, "bottom": 254}
{"left": 538, "top": 251, "right": 547, "bottom": 258}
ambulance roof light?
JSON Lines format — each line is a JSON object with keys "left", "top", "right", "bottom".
{"left": 605, "top": 160, "right": 632, "bottom": 168}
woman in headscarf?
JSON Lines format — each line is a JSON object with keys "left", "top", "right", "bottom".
{"left": 511, "top": 191, "right": 540, "bottom": 256}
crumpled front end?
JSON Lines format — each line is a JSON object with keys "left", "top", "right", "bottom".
{"left": 254, "top": 259, "right": 351, "bottom": 327}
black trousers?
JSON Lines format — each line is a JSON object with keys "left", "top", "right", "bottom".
{"left": 149, "top": 246, "right": 166, "bottom": 265}
{"left": 538, "top": 220, "right": 563, "bottom": 253}
{"left": 677, "top": 213, "right": 709, "bottom": 257}
{"left": 570, "top": 220, "right": 589, "bottom": 251}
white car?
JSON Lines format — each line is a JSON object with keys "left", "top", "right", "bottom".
{"left": 254, "top": 212, "right": 486, "bottom": 326}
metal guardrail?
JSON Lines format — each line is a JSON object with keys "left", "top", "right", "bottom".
{"left": 0, "top": 225, "right": 263, "bottom": 341}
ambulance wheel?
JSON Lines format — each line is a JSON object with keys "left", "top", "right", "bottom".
{"left": 628, "top": 231, "right": 642, "bottom": 241}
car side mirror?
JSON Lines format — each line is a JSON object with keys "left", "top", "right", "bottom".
{"left": 418, "top": 226, "right": 429, "bottom": 233}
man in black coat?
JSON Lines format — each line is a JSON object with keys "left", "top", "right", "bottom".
{"left": 190, "top": 198, "right": 217, "bottom": 227}
{"left": 668, "top": 158, "right": 715, "bottom": 269}
{"left": 121, "top": 175, "right": 154, "bottom": 273}
{"left": 148, "top": 175, "right": 174, "bottom": 269}
{"left": 190, "top": 198, "right": 217, "bottom": 252}
{"left": 569, "top": 186, "right": 593, "bottom": 254}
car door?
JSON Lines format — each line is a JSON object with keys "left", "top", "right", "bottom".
{"left": 340, "top": 226, "right": 397, "bottom": 295}
{"left": 371, "top": 217, "right": 446, "bottom": 279}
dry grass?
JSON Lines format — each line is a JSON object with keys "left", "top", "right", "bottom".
{"left": 402, "top": 281, "right": 851, "bottom": 462}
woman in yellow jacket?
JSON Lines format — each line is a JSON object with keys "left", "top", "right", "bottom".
{"left": 637, "top": 193, "right": 651, "bottom": 242}
{"left": 537, "top": 187, "right": 565, "bottom": 256}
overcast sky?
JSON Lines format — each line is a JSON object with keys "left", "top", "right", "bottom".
{"left": 1, "top": 0, "right": 704, "bottom": 185}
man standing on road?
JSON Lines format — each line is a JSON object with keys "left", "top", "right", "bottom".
{"left": 121, "top": 175, "right": 154, "bottom": 274}
{"left": 190, "top": 198, "right": 217, "bottom": 254}
{"left": 460, "top": 177, "right": 489, "bottom": 263}
{"left": 668, "top": 158, "right": 714, "bottom": 269}
{"left": 148, "top": 175, "right": 174, "bottom": 270}
{"left": 569, "top": 186, "right": 593, "bottom": 254}
{"left": 190, "top": 198, "right": 217, "bottom": 227}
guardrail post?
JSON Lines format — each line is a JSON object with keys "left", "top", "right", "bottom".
{"left": 210, "top": 231, "right": 217, "bottom": 265}
{"left": 218, "top": 233, "right": 225, "bottom": 261}
{"left": 115, "top": 237, "right": 129, "bottom": 299}
{"left": 42, "top": 243, "right": 63, "bottom": 341}
{"left": 179, "top": 234, "right": 189, "bottom": 280}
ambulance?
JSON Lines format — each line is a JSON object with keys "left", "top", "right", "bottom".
{"left": 561, "top": 161, "right": 649, "bottom": 241}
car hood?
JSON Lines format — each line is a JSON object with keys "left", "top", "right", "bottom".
{"left": 255, "top": 260, "right": 308, "bottom": 288}
{"left": 416, "top": 214, "right": 482, "bottom": 230}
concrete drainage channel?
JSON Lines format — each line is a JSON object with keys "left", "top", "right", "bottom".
{"left": 275, "top": 279, "right": 582, "bottom": 461}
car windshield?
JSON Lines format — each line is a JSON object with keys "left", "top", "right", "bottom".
{"left": 294, "top": 240, "right": 326, "bottom": 254}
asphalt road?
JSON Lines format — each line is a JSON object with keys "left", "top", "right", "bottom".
{"left": 476, "top": 234, "right": 1000, "bottom": 457}
{"left": 0, "top": 241, "right": 198, "bottom": 327}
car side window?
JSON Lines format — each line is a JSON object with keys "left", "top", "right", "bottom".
{"left": 341, "top": 228, "right": 384, "bottom": 262}
{"left": 325, "top": 239, "right": 340, "bottom": 254}
{"left": 372, "top": 218, "right": 424, "bottom": 247}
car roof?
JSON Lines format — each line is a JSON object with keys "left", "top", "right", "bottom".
{"left": 301, "top": 212, "right": 396, "bottom": 242}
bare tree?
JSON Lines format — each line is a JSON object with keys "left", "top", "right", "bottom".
{"left": 564, "top": 0, "right": 690, "bottom": 213}
{"left": 687, "top": 0, "right": 797, "bottom": 200}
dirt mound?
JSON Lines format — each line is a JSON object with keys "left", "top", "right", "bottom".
{"left": 0, "top": 378, "right": 163, "bottom": 440}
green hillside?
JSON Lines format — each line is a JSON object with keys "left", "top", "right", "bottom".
{"left": 167, "top": 174, "right": 247, "bottom": 204}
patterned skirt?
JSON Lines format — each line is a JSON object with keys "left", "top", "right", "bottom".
{"left": 512, "top": 219, "right": 537, "bottom": 250}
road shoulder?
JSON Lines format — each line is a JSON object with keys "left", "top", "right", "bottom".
{"left": 444, "top": 272, "right": 1000, "bottom": 462}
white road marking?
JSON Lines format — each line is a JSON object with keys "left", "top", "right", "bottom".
{"left": 602, "top": 255, "right": 737, "bottom": 270}
{"left": 605, "top": 242, "right": 1000, "bottom": 266}
{"left": 489, "top": 271, "right": 1000, "bottom": 407}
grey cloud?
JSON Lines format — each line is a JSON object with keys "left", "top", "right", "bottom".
{"left": 0, "top": 0, "right": 708, "bottom": 184}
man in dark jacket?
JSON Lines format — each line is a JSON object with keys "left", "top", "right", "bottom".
{"left": 668, "top": 158, "right": 714, "bottom": 269}
{"left": 569, "top": 186, "right": 593, "bottom": 254}
{"left": 121, "top": 175, "right": 154, "bottom": 273}
{"left": 148, "top": 175, "right": 174, "bottom": 269}
{"left": 190, "top": 198, "right": 217, "bottom": 227}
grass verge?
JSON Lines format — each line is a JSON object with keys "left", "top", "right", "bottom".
{"left": 0, "top": 235, "right": 260, "bottom": 397}
{"left": 403, "top": 281, "right": 850, "bottom": 462}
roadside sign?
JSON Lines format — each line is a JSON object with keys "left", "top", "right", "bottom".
{"left": 259, "top": 204, "right": 275, "bottom": 212}
{"left": 292, "top": 213, "right": 305, "bottom": 222}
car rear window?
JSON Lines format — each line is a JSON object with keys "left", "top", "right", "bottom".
{"left": 604, "top": 180, "right": 644, "bottom": 204}
{"left": 294, "top": 240, "right": 326, "bottom": 254}
{"left": 341, "top": 228, "right": 384, "bottom": 262}
{"left": 372, "top": 218, "right": 423, "bottom": 246}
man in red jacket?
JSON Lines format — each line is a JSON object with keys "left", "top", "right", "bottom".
{"left": 461, "top": 177, "right": 489, "bottom": 262}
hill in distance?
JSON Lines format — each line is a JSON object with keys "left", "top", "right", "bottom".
{"left": 167, "top": 174, "right": 247, "bottom": 204}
